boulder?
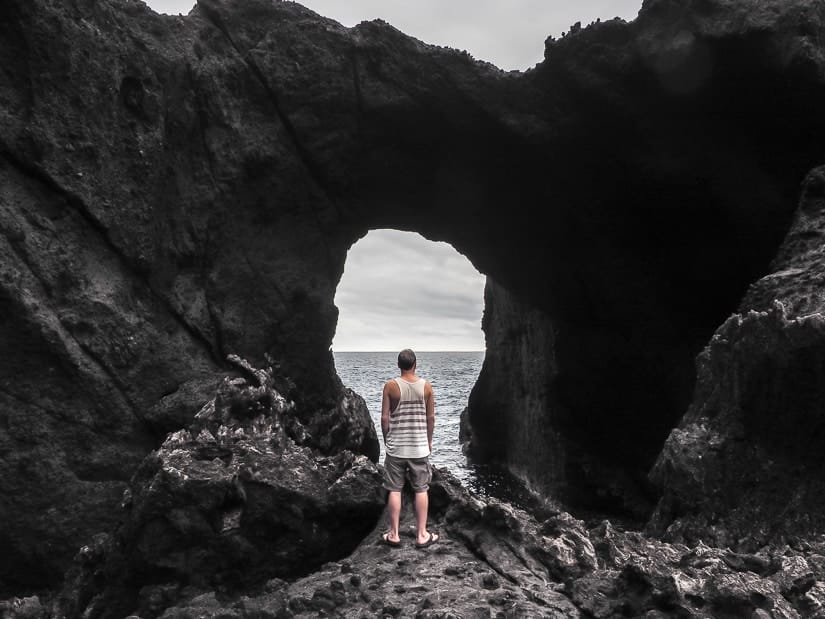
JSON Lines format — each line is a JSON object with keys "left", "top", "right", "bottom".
{"left": 55, "top": 356, "right": 384, "bottom": 619}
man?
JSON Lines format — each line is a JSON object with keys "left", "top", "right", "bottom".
{"left": 379, "top": 348, "right": 439, "bottom": 548}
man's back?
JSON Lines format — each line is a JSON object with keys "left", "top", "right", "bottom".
{"left": 385, "top": 376, "right": 430, "bottom": 459}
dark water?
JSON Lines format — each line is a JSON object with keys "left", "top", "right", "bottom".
{"left": 333, "top": 351, "right": 539, "bottom": 508}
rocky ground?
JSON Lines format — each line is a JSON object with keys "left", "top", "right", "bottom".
{"left": 7, "top": 473, "right": 825, "bottom": 618}
{"left": 5, "top": 356, "right": 825, "bottom": 619}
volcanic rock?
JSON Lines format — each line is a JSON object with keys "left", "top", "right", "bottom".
{"left": 53, "top": 355, "right": 384, "bottom": 619}
{"left": 463, "top": 0, "right": 825, "bottom": 514}
{"left": 51, "top": 462, "right": 825, "bottom": 618}
{"left": 649, "top": 165, "right": 825, "bottom": 549}
{"left": 3, "top": 0, "right": 825, "bottom": 600}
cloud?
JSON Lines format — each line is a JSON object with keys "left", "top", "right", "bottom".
{"left": 333, "top": 230, "right": 486, "bottom": 351}
{"left": 145, "top": 0, "right": 195, "bottom": 16}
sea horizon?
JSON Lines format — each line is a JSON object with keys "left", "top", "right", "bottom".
{"left": 332, "top": 351, "right": 484, "bottom": 474}
{"left": 332, "top": 350, "right": 536, "bottom": 507}
{"left": 332, "top": 349, "right": 486, "bottom": 353}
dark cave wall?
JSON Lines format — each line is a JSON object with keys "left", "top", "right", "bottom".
{"left": 2, "top": 0, "right": 825, "bottom": 592}
{"left": 0, "top": 0, "right": 371, "bottom": 591}
{"left": 460, "top": 0, "right": 825, "bottom": 512}
{"left": 648, "top": 166, "right": 825, "bottom": 548}
{"left": 464, "top": 279, "right": 564, "bottom": 494}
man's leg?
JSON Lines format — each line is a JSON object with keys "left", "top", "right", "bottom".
{"left": 414, "top": 490, "right": 429, "bottom": 543}
{"left": 410, "top": 457, "right": 437, "bottom": 546}
{"left": 382, "top": 454, "right": 405, "bottom": 543}
{"left": 386, "top": 490, "right": 402, "bottom": 542}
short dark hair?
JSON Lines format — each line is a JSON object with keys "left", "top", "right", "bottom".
{"left": 397, "top": 349, "right": 416, "bottom": 371}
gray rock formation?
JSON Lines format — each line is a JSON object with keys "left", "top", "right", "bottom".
{"left": 649, "top": 166, "right": 825, "bottom": 549}
{"left": 53, "top": 355, "right": 384, "bottom": 619}
{"left": 464, "top": 0, "right": 825, "bottom": 514}
{"left": 3, "top": 0, "right": 825, "bottom": 606}
{"left": 45, "top": 453, "right": 825, "bottom": 618}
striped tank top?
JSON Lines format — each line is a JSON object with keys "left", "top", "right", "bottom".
{"left": 386, "top": 377, "right": 429, "bottom": 459}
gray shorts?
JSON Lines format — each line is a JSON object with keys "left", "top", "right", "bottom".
{"left": 383, "top": 454, "right": 432, "bottom": 493}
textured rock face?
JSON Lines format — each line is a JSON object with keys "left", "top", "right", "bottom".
{"left": 464, "top": 280, "right": 658, "bottom": 518}
{"left": 3, "top": 0, "right": 825, "bottom": 594}
{"left": 462, "top": 280, "right": 566, "bottom": 491}
{"left": 649, "top": 166, "right": 825, "bottom": 548}
{"left": 0, "top": 0, "right": 383, "bottom": 591}
{"left": 463, "top": 0, "right": 825, "bottom": 513}
{"left": 55, "top": 356, "right": 384, "bottom": 619}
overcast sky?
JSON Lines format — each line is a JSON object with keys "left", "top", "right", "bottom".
{"left": 145, "top": 0, "right": 643, "bottom": 70}
{"left": 143, "top": 0, "right": 643, "bottom": 351}
{"left": 332, "top": 230, "right": 486, "bottom": 351}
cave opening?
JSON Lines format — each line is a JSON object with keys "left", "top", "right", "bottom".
{"left": 330, "top": 228, "right": 484, "bottom": 472}
{"left": 331, "top": 229, "right": 486, "bottom": 355}
{"left": 330, "top": 229, "right": 535, "bottom": 503}
{"left": 455, "top": 163, "right": 812, "bottom": 523}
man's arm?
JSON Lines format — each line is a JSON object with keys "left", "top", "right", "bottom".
{"left": 381, "top": 381, "right": 392, "bottom": 443}
{"left": 425, "top": 381, "right": 435, "bottom": 454}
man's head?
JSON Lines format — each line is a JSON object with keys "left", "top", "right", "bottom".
{"left": 397, "top": 348, "right": 416, "bottom": 371}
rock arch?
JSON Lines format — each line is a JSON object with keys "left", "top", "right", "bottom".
{"left": 1, "top": 0, "right": 825, "bottom": 592}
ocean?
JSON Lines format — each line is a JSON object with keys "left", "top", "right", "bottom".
{"left": 333, "top": 351, "right": 536, "bottom": 506}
